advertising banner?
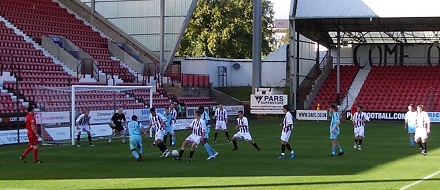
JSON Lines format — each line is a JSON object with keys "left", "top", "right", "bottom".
{"left": 0, "top": 129, "right": 39, "bottom": 145}
{"left": 250, "top": 95, "right": 287, "bottom": 114}
{"left": 36, "top": 111, "right": 70, "bottom": 124}
{"left": 296, "top": 110, "right": 328, "bottom": 121}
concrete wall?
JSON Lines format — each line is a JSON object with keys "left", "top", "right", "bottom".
{"left": 108, "top": 42, "right": 143, "bottom": 73}
{"left": 178, "top": 57, "right": 286, "bottom": 88}
{"left": 41, "top": 35, "right": 79, "bottom": 72}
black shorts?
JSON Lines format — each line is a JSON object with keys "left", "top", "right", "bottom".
{"left": 112, "top": 125, "right": 125, "bottom": 132}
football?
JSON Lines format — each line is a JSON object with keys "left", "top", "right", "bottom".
{"left": 171, "top": 150, "right": 179, "bottom": 157}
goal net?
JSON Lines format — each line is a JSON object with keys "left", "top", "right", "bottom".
{"left": 36, "top": 85, "right": 154, "bottom": 145}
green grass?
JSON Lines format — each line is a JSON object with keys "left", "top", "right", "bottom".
{"left": 215, "top": 87, "right": 252, "bottom": 101}
{"left": 0, "top": 118, "right": 439, "bottom": 189}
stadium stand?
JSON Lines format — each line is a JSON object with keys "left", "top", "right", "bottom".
{"left": 310, "top": 65, "right": 359, "bottom": 110}
{"left": 177, "top": 97, "right": 217, "bottom": 107}
{"left": 355, "top": 65, "right": 439, "bottom": 112}
{"left": 0, "top": 20, "right": 149, "bottom": 111}
{"left": 0, "top": 0, "right": 135, "bottom": 82}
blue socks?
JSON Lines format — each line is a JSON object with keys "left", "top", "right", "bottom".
{"left": 132, "top": 151, "right": 139, "bottom": 159}
{"left": 410, "top": 137, "right": 415, "bottom": 147}
{"left": 204, "top": 143, "right": 217, "bottom": 156}
{"left": 338, "top": 145, "right": 343, "bottom": 152}
{"left": 172, "top": 136, "right": 176, "bottom": 144}
{"left": 331, "top": 147, "right": 336, "bottom": 155}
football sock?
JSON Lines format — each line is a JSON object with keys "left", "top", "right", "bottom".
{"left": 210, "top": 147, "right": 217, "bottom": 155}
{"left": 422, "top": 143, "right": 427, "bottom": 152}
{"left": 214, "top": 132, "right": 218, "bottom": 140}
{"left": 285, "top": 143, "right": 293, "bottom": 151}
{"left": 232, "top": 140, "right": 238, "bottom": 149}
{"left": 22, "top": 147, "right": 33, "bottom": 157}
{"left": 109, "top": 133, "right": 114, "bottom": 141}
{"left": 410, "top": 137, "right": 415, "bottom": 147}
{"left": 417, "top": 141, "right": 423, "bottom": 149}
{"left": 132, "top": 150, "right": 139, "bottom": 159}
{"left": 163, "top": 135, "right": 168, "bottom": 144}
{"left": 179, "top": 149, "right": 185, "bottom": 158}
{"left": 32, "top": 149, "right": 38, "bottom": 162}
{"left": 138, "top": 145, "right": 143, "bottom": 154}
{"left": 331, "top": 147, "right": 336, "bottom": 155}
{"left": 189, "top": 151, "right": 195, "bottom": 158}
{"left": 162, "top": 142, "right": 168, "bottom": 150}
{"left": 281, "top": 144, "right": 286, "bottom": 154}
{"left": 121, "top": 132, "right": 126, "bottom": 142}
{"left": 338, "top": 144, "right": 343, "bottom": 152}
{"left": 358, "top": 139, "right": 363, "bottom": 145}
{"left": 76, "top": 135, "right": 80, "bottom": 145}
{"left": 354, "top": 139, "right": 358, "bottom": 144}
{"left": 158, "top": 143, "right": 166, "bottom": 153}
{"left": 88, "top": 135, "right": 92, "bottom": 144}
{"left": 204, "top": 143, "right": 214, "bottom": 156}
{"left": 171, "top": 136, "right": 176, "bottom": 144}
{"left": 225, "top": 132, "right": 230, "bottom": 140}
{"left": 252, "top": 143, "right": 260, "bottom": 150}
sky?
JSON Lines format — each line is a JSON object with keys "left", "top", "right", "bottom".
{"left": 271, "top": 0, "right": 290, "bottom": 19}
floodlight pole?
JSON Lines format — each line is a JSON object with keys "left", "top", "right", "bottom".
{"left": 252, "top": 0, "right": 262, "bottom": 94}
{"left": 159, "top": 0, "right": 165, "bottom": 88}
{"left": 336, "top": 26, "right": 341, "bottom": 105}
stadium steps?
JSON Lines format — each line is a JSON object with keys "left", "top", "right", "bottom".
{"left": 110, "top": 57, "right": 138, "bottom": 77}
{"left": 56, "top": 0, "right": 144, "bottom": 84}
{"left": 0, "top": 16, "right": 77, "bottom": 77}
{"left": 341, "top": 67, "right": 371, "bottom": 110}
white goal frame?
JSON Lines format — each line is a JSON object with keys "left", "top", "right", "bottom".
{"left": 70, "top": 85, "right": 153, "bottom": 145}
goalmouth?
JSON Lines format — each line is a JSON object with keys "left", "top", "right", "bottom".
{"left": 37, "top": 85, "right": 154, "bottom": 146}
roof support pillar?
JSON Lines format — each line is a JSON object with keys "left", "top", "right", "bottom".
{"left": 289, "top": 18, "right": 297, "bottom": 111}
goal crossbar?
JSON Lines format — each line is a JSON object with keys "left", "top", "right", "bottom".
{"left": 70, "top": 85, "right": 154, "bottom": 145}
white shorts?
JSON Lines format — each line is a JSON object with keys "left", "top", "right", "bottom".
{"left": 233, "top": 132, "right": 252, "bottom": 141}
{"left": 280, "top": 130, "right": 292, "bottom": 142}
{"left": 154, "top": 130, "right": 165, "bottom": 141}
{"left": 215, "top": 121, "right": 227, "bottom": 130}
{"left": 185, "top": 134, "right": 202, "bottom": 145}
{"left": 415, "top": 128, "right": 428, "bottom": 140}
{"left": 354, "top": 126, "right": 364, "bottom": 137}
{"left": 77, "top": 125, "right": 91, "bottom": 134}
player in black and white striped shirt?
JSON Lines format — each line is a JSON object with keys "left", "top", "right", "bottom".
{"left": 75, "top": 109, "right": 94, "bottom": 147}
{"left": 231, "top": 111, "right": 260, "bottom": 151}
{"left": 213, "top": 104, "right": 231, "bottom": 143}
{"left": 352, "top": 106, "right": 369, "bottom": 151}
{"left": 146, "top": 108, "right": 171, "bottom": 158}
{"left": 174, "top": 111, "right": 206, "bottom": 162}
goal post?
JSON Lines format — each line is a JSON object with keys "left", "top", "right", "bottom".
{"left": 36, "top": 85, "right": 154, "bottom": 145}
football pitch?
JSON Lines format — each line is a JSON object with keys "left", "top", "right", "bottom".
{"left": 0, "top": 118, "right": 439, "bottom": 190}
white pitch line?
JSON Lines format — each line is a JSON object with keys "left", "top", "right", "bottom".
{"left": 399, "top": 170, "right": 440, "bottom": 190}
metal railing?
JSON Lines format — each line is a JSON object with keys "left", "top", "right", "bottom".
{"left": 78, "top": 59, "right": 99, "bottom": 82}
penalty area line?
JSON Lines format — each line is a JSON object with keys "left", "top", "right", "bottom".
{"left": 399, "top": 170, "right": 440, "bottom": 190}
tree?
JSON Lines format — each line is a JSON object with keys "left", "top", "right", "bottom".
{"left": 177, "top": 0, "right": 274, "bottom": 59}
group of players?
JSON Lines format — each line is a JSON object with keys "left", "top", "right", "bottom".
{"left": 18, "top": 101, "right": 431, "bottom": 163}
{"left": 329, "top": 103, "right": 431, "bottom": 157}
{"left": 119, "top": 103, "right": 262, "bottom": 161}
{"left": 69, "top": 103, "right": 263, "bottom": 162}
